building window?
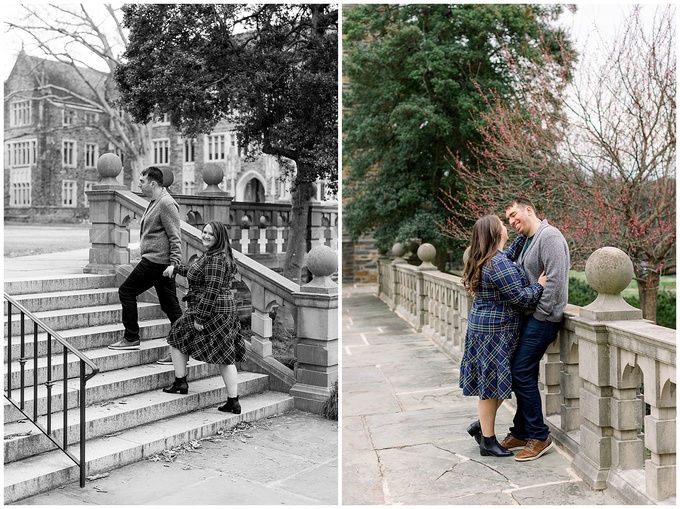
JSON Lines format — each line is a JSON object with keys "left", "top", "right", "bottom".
{"left": 62, "top": 180, "right": 77, "bottom": 207}
{"left": 183, "top": 138, "right": 196, "bottom": 163}
{"left": 153, "top": 139, "right": 170, "bottom": 165}
{"left": 155, "top": 113, "right": 171, "bottom": 125}
{"left": 6, "top": 139, "right": 37, "bottom": 167}
{"left": 83, "top": 181, "right": 97, "bottom": 207}
{"left": 9, "top": 167, "right": 32, "bottom": 207}
{"left": 182, "top": 164, "right": 195, "bottom": 195}
{"left": 63, "top": 109, "right": 77, "bottom": 126}
{"left": 85, "top": 143, "right": 99, "bottom": 168}
{"left": 206, "top": 132, "right": 237, "bottom": 161}
{"left": 63, "top": 140, "right": 76, "bottom": 167}
{"left": 113, "top": 147, "right": 125, "bottom": 166}
{"left": 83, "top": 111, "right": 99, "bottom": 124}
{"left": 10, "top": 100, "right": 32, "bottom": 127}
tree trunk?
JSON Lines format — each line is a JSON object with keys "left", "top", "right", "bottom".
{"left": 283, "top": 179, "right": 316, "bottom": 284}
{"left": 637, "top": 269, "right": 659, "bottom": 323}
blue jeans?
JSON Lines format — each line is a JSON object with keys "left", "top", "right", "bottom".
{"left": 509, "top": 316, "right": 562, "bottom": 441}
{"left": 119, "top": 258, "right": 183, "bottom": 342}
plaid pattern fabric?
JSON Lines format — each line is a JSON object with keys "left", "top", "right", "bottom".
{"left": 168, "top": 252, "right": 244, "bottom": 365}
{"left": 459, "top": 250, "right": 543, "bottom": 399}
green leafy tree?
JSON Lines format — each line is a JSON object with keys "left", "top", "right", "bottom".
{"left": 115, "top": 3, "right": 338, "bottom": 282}
{"left": 343, "top": 4, "right": 574, "bottom": 267}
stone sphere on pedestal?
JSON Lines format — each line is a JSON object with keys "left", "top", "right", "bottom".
{"left": 392, "top": 242, "right": 406, "bottom": 258}
{"left": 417, "top": 243, "right": 437, "bottom": 271}
{"left": 203, "top": 166, "right": 224, "bottom": 186}
{"left": 307, "top": 245, "right": 338, "bottom": 278}
{"left": 161, "top": 168, "right": 174, "bottom": 188}
{"left": 417, "top": 243, "right": 436, "bottom": 264}
{"left": 97, "top": 153, "right": 122, "bottom": 178}
{"left": 585, "top": 247, "right": 634, "bottom": 295}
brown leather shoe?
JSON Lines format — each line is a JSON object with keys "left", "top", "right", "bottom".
{"left": 515, "top": 436, "right": 554, "bottom": 461}
{"left": 499, "top": 433, "right": 527, "bottom": 451}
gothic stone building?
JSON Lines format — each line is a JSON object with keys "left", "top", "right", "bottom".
{"left": 4, "top": 52, "right": 329, "bottom": 223}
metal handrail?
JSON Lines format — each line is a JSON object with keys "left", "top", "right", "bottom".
{"left": 4, "top": 292, "right": 99, "bottom": 488}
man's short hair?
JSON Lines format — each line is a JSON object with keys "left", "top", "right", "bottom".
{"left": 506, "top": 196, "right": 536, "bottom": 212}
{"left": 142, "top": 166, "right": 164, "bottom": 186}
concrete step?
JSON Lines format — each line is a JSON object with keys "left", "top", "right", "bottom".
{"left": 4, "top": 287, "right": 120, "bottom": 315}
{"left": 4, "top": 371, "right": 271, "bottom": 463}
{"left": 3, "top": 390, "right": 294, "bottom": 503}
{"left": 5, "top": 337, "right": 173, "bottom": 389}
{"left": 4, "top": 274, "right": 117, "bottom": 297}
{"left": 3, "top": 302, "right": 165, "bottom": 337}
{"left": 4, "top": 319, "right": 171, "bottom": 362}
{"left": 3, "top": 359, "right": 223, "bottom": 424}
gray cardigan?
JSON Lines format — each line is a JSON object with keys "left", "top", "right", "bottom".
{"left": 139, "top": 192, "right": 181, "bottom": 266}
{"left": 516, "top": 219, "right": 570, "bottom": 322}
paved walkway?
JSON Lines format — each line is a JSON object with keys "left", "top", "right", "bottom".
{"left": 3, "top": 238, "right": 338, "bottom": 505}
{"left": 342, "top": 285, "right": 622, "bottom": 505}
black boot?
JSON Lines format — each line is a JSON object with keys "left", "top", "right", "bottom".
{"left": 466, "top": 420, "right": 482, "bottom": 444}
{"left": 218, "top": 396, "right": 241, "bottom": 414}
{"left": 162, "top": 376, "right": 188, "bottom": 395}
{"left": 480, "top": 435, "right": 513, "bottom": 457}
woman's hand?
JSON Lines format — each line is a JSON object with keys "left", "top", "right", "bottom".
{"left": 163, "top": 265, "right": 175, "bottom": 278}
{"left": 193, "top": 321, "right": 204, "bottom": 331}
{"left": 538, "top": 271, "right": 547, "bottom": 287}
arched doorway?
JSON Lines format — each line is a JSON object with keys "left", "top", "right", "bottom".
{"left": 244, "top": 177, "right": 265, "bottom": 203}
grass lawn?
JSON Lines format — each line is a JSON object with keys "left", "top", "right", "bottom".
{"left": 570, "top": 270, "right": 676, "bottom": 298}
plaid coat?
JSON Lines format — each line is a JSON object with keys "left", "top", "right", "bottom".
{"left": 167, "top": 252, "right": 245, "bottom": 365}
{"left": 459, "top": 238, "right": 543, "bottom": 399}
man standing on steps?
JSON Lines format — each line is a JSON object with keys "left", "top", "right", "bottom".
{"left": 109, "top": 166, "right": 182, "bottom": 364}
{"left": 500, "top": 197, "right": 570, "bottom": 461}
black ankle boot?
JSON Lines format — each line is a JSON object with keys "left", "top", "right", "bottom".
{"left": 162, "top": 376, "right": 188, "bottom": 395}
{"left": 480, "top": 435, "right": 512, "bottom": 457}
{"left": 466, "top": 420, "right": 482, "bottom": 444}
{"left": 218, "top": 396, "right": 241, "bottom": 414}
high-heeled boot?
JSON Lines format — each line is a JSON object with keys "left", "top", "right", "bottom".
{"left": 218, "top": 396, "right": 241, "bottom": 414}
{"left": 162, "top": 376, "right": 188, "bottom": 395}
{"left": 466, "top": 420, "right": 482, "bottom": 444}
{"left": 480, "top": 435, "right": 513, "bottom": 457}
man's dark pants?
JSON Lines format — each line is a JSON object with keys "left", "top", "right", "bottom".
{"left": 509, "top": 316, "right": 562, "bottom": 441}
{"left": 119, "top": 258, "right": 183, "bottom": 342}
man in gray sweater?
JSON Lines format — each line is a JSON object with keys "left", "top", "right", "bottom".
{"left": 500, "top": 197, "right": 570, "bottom": 461}
{"left": 109, "top": 166, "right": 182, "bottom": 360}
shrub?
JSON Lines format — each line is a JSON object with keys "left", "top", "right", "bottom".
{"left": 568, "top": 277, "right": 597, "bottom": 307}
{"left": 322, "top": 380, "right": 338, "bottom": 420}
{"left": 624, "top": 289, "right": 676, "bottom": 330}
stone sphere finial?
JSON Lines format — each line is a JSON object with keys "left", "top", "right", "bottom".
{"left": 198, "top": 165, "right": 227, "bottom": 195}
{"left": 307, "top": 245, "right": 337, "bottom": 278}
{"left": 580, "top": 246, "right": 642, "bottom": 321}
{"left": 95, "top": 153, "right": 125, "bottom": 188}
{"left": 161, "top": 168, "right": 174, "bottom": 188}
{"left": 417, "top": 243, "right": 437, "bottom": 271}
{"left": 391, "top": 242, "right": 407, "bottom": 265}
{"left": 302, "top": 245, "right": 339, "bottom": 294}
{"left": 585, "top": 247, "right": 634, "bottom": 295}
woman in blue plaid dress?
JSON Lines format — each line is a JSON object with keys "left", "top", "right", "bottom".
{"left": 161, "top": 221, "right": 246, "bottom": 414}
{"left": 459, "top": 215, "right": 546, "bottom": 456}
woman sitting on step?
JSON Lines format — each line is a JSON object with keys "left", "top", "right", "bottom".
{"left": 161, "top": 220, "right": 246, "bottom": 414}
{"left": 459, "top": 215, "right": 546, "bottom": 457}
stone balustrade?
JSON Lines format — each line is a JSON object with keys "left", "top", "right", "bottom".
{"left": 377, "top": 242, "right": 676, "bottom": 504}
{"left": 84, "top": 153, "right": 338, "bottom": 413}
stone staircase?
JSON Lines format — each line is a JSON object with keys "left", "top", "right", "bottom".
{"left": 3, "top": 274, "right": 295, "bottom": 504}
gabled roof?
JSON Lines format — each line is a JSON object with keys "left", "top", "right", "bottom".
{"left": 7, "top": 51, "right": 109, "bottom": 106}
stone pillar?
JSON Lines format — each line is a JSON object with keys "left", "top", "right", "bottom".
{"left": 414, "top": 243, "right": 437, "bottom": 331}
{"left": 84, "top": 154, "right": 130, "bottom": 275}
{"left": 196, "top": 166, "right": 232, "bottom": 224}
{"left": 389, "top": 242, "right": 407, "bottom": 311}
{"left": 571, "top": 247, "right": 644, "bottom": 490}
{"left": 290, "top": 245, "right": 339, "bottom": 413}
{"left": 559, "top": 320, "right": 582, "bottom": 432}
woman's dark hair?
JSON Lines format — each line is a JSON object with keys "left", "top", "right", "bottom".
{"left": 461, "top": 215, "right": 503, "bottom": 296}
{"left": 204, "top": 221, "right": 234, "bottom": 263}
